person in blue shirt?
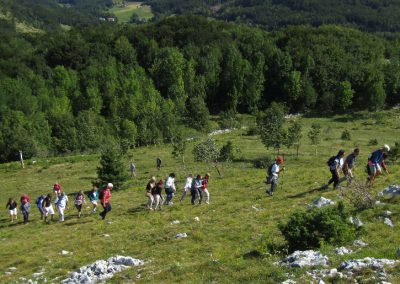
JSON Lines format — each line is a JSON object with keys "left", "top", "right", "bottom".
{"left": 88, "top": 185, "right": 99, "bottom": 213}
{"left": 367, "top": 144, "right": 390, "bottom": 186}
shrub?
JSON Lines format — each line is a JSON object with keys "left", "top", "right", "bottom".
{"left": 368, "top": 138, "right": 378, "bottom": 146}
{"left": 341, "top": 180, "right": 375, "bottom": 210}
{"left": 388, "top": 141, "right": 400, "bottom": 163}
{"left": 341, "top": 129, "right": 351, "bottom": 140}
{"left": 253, "top": 156, "right": 273, "bottom": 169}
{"left": 278, "top": 202, "right": 357, "bottom": 252}
{"left": 219, "top": 110, "right": 240, "bottom": 129}
{"left": 219, "top": 141, "right": 234, "bottom": 162}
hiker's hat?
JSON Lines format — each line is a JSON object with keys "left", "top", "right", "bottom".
{"left": 383, "top": 144, "right": 390, "bottom": 152}
{"left": 107, "top": 182, "right": 114, "bottom": 188}
{"left": 276, "top": 156, "right": 284, "bottom": 163}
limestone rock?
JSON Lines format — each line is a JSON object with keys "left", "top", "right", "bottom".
{"left": 175, "top": 233, "right": 188, "bottom": 239}
{"left": 309, "top": 197, "right": 335, "bottom": 209}
{"left": 280, "top": 250, "right": 329, "bottom": 268}
{"left": 171, "top": 220, "right": 180, "bottom": 225}
{"left": 349, "top": 217, "right": 363, "bottom": 227}
{"left": 353, "top": 240, "right": 368, "bottom": 247}
{"left": 379, "top": 185, "right": 400, "bottom": 199}
{"left": 384, "top": 218, "right": 394, "bottom": 227}
{"left": 339, "top": 257, "right": 398, "bottom": 271}
{"left": 334, "top": 247, "right": 353, "bottom": 255}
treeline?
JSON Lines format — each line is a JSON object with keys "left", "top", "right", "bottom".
{"left": 146, "top": 0, "right": 400, "bottom": 36}
{"left": 1, "top": 16, "right": 400, "bottom": 162}
{"left": 0, "top": 0, "right": 113, "bottom": 31}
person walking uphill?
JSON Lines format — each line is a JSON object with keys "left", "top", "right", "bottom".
{"left": 20, "top": 196, "right": 31, "bottom": 224}
{"left": 201, "top": 173, "right": 211, "bottom": 204}
{"left": 367, "top": 144, "right": 390, "bottom": 186}
{"left": 180, "top": 174, "right": 193, "bottom": 203}
{"left": 191, "top": 175, "right": 203, "bottom": 205}
{"left": 55, "top": 192, "right": 69, "bottom": 222}
{"left": 6, "top": 198, "right": 18, "bottom": 222}
{"left": 165, "top": 173, "right": 176, "bottom": 205}
{"left": 74, "top": 190, "right": 86, "bottom": 218}
{"left": 88, "top": 185, "right": 99, "bottom": 213}
{"left": 326, "top": 150, "right": 345, "bottom": 190}
{"left": 100, "top": 183, "right": 113, "bottom": 220}
{"left": 146, "top": 177, "right": 156, "bottom": 210}
{"left": 343, "top": 148, "right": 360, "bottom": 184}
{"left": 266, "top": 157, "right": 285, "bottom": 196}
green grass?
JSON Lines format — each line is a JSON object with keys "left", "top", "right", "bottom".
{"left": 0, "top": 111, "right": 400, "bottom": 283}
{"left": 109, "top": 2, "right": 153, "bottom": 23}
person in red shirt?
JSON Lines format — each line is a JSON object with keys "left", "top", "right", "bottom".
{"left": 100, "top": 183, "right": 113, "bottom": 220}
{"left": 201, "top": 173, "right": 210, "bottom": 204}
{"left": 20, "top": 193, "right": 30, "bottom": 204}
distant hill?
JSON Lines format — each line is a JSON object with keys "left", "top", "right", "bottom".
{"left": 146, "top": 0, "right": 400, "bottom": 36}
{"left": 0, "top": 0, "right": 113, "bottom": 32}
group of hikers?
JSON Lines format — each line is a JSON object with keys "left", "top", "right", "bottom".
{"left": 265, "top": 144, "right": 391, "bottom": 197}
{"left": 145, "top": 173, "right": 211, "bottom": 210}
{"left": 5, "top": 182, "right": 114, "bottom": 224}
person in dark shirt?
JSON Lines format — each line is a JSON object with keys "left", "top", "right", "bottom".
{"left": 42, "top": 194, "right": 55, "bottom": 222}
{"left": 6, "top": 198, "right": 17, "bottom": 222}
{"left": 156, "top": 157, "right": 162, "bottom": 170}
{"left": 152, "top": 179, "right": 164, "bottom": 210}
{"left": 343, "top": 148, "right": 360, "bottom": 184}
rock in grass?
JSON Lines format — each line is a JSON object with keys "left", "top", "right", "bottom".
{"left": 349, "top": 217, "right": 364, "bottom": 227}
{"left": 194, "top": 217, "right": 200, "bottom": 222}
{"left": 281, "top": 280, "right": 297, "bottom": 284}
{"left": 171, "top": 220, "right": 180, "bottom": 225}
{"left": 379, "top": 185, "right": 400, "bottom": 199}
{"left": 384, "top": 218, "right": 394, "bottom": 227}
{"left": 309, "top": 197, "right": 335, "bottom": 209}
{"left": 60, "top": 250, "right": 72, "bottom": 256}
{"left": 353, "top": 240, "right": 368, "bottom": 247}
{"left": 339, "top": 257, "right": 398, "bottom": 271}
{"left": 61, "top": 256, "right": 144, "bottom": 284}
{"left": 280, "top": 250, "right": 329, "bottom": 267}
{"left": 5, "top": 272, "right": 11, "bottom": 276}
{"left": 334, "top": 247, "right": 353, "bottom": 255}
{"left": 8, "top": 267, "right": 17, "bottom": 271}
{"left": 175, "top": 233, "right": 188, "bottom": 239}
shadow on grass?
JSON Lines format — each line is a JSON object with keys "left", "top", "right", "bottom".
{"left": 287, "top": 185, "right": 328, "bottom": 199}
{"left": 127, "top": 205, "right": 147, "bottom": 214}
{"left": 64, "top": 219, "right": 93, "bottom": 226}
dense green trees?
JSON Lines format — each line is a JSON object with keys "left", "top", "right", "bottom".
{"left": 0, "top": 16, "right": 400, "bottom": 162}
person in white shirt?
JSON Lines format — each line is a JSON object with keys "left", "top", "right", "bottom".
{"left": 180, "top": 174, "right": 193, "bottom": 203}
{"left": 55, "top": 192, "right": 69, "bottom": 222}
{"left": 165, "top": 173, "right": 176, "bottom": 205}
{"left": 266, "top": 156, "right": 285, "bottom": 196}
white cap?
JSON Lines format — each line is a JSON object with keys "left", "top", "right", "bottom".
{"left": 107, "top": 183, "right": 114, "bottom": 188}
{"left": 383, "top": 144, "right": 390, "bottom": 151}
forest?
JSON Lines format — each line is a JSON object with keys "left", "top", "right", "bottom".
{"left": 0, "top": 15, "right": 400, "bottom": 162}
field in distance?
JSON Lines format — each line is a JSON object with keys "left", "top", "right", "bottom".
{"left": 109, "top": 1, "right": 153, "bottom": 23}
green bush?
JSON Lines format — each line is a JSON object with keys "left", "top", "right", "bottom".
{"left": 368, "top": 138, "right": 378, "bottom": 146}
{"left": 341, "top": 129, "right": 351, "bottom": 140}
{"left": 278, "top": 202, "right": 357, "bottom": 252}
{"left": 253, "top": 156, "right": 273, "bottom": 169}
{"left": 219, "top": 141, "right": 235, "bottom": 162}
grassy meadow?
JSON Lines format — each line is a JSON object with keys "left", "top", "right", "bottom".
{"left": 0, "top": 111, "right": 400, "bottom": 283}
{"left": 109, "top": 2, "right": 153, "bottom": 23}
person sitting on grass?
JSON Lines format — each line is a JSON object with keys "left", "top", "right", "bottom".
{"left": 5, "top": 198, "right": 17, "bottom": 222}
{"left": 99, "top": 183, "right": 112, "bottom": 220}
{"left": 266, "top": 156, "right": 285, "bottom": 196}
{"left": 55, "top": 192, "right": 69, "bottom": 222}
{"left": 42, "top": 194, "right": 55, "bottom": 222}
{"left": 74, "top": 190, "right": 86, "bottom": 218}
{"left": 88, "top": 185, "right": 99, "bottom": 213}
{"left": 367, "top": 144, "right": 390, "bottom": 186}
{"left": 20, "top": 196, "right": 30, "bottom": 224}
{"left": 325, "top": 150, "right": 345, "bottom": 190}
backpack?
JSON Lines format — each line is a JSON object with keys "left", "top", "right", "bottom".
{"left": 99, "top": 189, "right": 105, "bottom": 200}
{"left": 36, "top": 196, "right": 43, "bottom": 207}
{"left": 327, "top": 156, "right": 336, "bottom": 167}
{"left": 267, "top": 163, "right": 275, "bottom": 177}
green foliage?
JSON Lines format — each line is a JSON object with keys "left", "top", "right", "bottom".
{"left": 193, "top": 138, "right": 220, "bottom": 164}
{"left": 336, "top": 81, "right": 354, "bottom": 111}
{"left": 219, "top": 141, "right": 234, "bottom": 162}
{"left": 307, "top": 123, "right": 321, "bottom": 145}
{"left": 285, "top": 120, "right": 302, "bottom": 149}
{"left": 258, "top": 102, "right": 286, "bottom": 150}
{"left": 278, "top": 202, "right": 357, "bottom": 252}
{"left": 341, "top": 129, "right": 351, "bottom": 141}
{"left": 253, "top": 156, "right": 273, "bottom": 169}
{"left": 219, "top": 110, "right": 240, "bottom": 129}
{"left": 171, "top": 131, "right": 187, "bottom": 165}
{"left": 96, "top": 143, "right": 129, "bottom": 189}
{"left": 388, "top": 141, "right": 400, "bottom": 162}
{"left": 368, "top": 138, "right": 379, "bottom": 146}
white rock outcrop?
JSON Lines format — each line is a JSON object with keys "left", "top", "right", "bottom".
{"left": 353, "top": 240, "right": 368, "bottom": 247}
{"left": 309, "top": 197, "right": 335, "bottom": 209}
{"left": 281, "top": 280, "right": 297, "bottom": 284}
{"left": 334, "top": 247, "right": 353, "bottom": 255}
{"left": 379, "top": 185, "right": 400, "bottom": 199}
{"left": 171, "top": 220, "right": 180, "bottom": 225}
{"left": 280, "top": 250, "right": 329, "bottom": 268}
{"left": 61, "top": 256, "right": 144, "bottom": 284}
{"left": 384, "top": 218, "right": 394, "bottom": 227}
{"left": 175, "top": 233, "right": 188, "bottom": 239}
{"left": 339, "top": 258, "right": 398, "bottom": 271}
{"left": 349, "top": 217, "right": 363, "bottom": 227}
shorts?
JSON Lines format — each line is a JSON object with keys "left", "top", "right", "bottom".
{"left": 91, "top": 200, "right": 98, "bottom": 206}
{"left": 44, "top": 205, "right": 55, "bottom": 216}
{"left": 369, "top": 163, "right": 381, "bottom": 175}
{"left": 9, "top": 208, "right": 17, "bottom": 215}
{"left": 75, "top": 204, "right": 82, "bottom": 211}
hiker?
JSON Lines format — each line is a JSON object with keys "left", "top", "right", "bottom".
{"left": 74, "top": 190, "right": 86, "bottom": 218}
{"left": 180, "top": 174, "right": 193, "bottom": 203}
{"left": 88, "top": 185, "right": 99, "bottom": 213}
{"left": 156, "top": 157, "right": 162, "bottom": 170}
{"left": 36, "top": 194, "right": 46, "bottom": 220}
{"left": 42, "top": 194, "right": 55, "bottom": 222}
{"left": 53, "top": 182, "right": 62, "bottom": 195}
{"left": 100, "top": 183, "right": 113, "bottom": 220}
{"left": 201, "top": 173, "right": 211, "bottom": 204}
{"left": 55, "top": 192, "right": 69, "bottom": 222}
{"left": 20, "top": 193, "right": 30, "bottom": 204}
{"left": 20, "top": 196, "right": 30, "bottom": 224}
{"left": 367, "top": 145, "right": 390, "bottom": 186}
{"left": 146, "top": 177, "right": 156, "bottom": 210}
{"left": 152, "top": 179, "right": 164, "bottom": 210}
{"left": 191, "top": 175, "right": 203, "bottom": 205}
{"left": 5, "top": 198, "right": 17, "bottom": 222}
{"left": 165, "top": 173, "right": 176, "bottom": 205}
{"left": 266, "top": 156, "right": 285, "bottom": 196}
{"left": 326, "top": 150, "right": 345, "bottom": 190}
{"left": 343, "top": 148, "right": 360, "bottom": 184}
{"left": 130, "top": 161, "right": 136, "bottom": 177}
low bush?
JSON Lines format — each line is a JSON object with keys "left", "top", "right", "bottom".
{"left": 253, "top": 156, "right": 273, "bottom": 169}
{"left": 341, "top": 129, "right": 351, "bottom": 140}
{"left": 368, "top": 138, "right": 378, "bottom": 146}
{"left": 278, "top": 202, "right": 357, "bottom": 252}
{"left": 219, "top": 141, "right": 235, "bottom": 162}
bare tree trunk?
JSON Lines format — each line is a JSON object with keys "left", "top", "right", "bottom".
{"left": 214, "top": 163, "right": 222, "bottom": 178}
